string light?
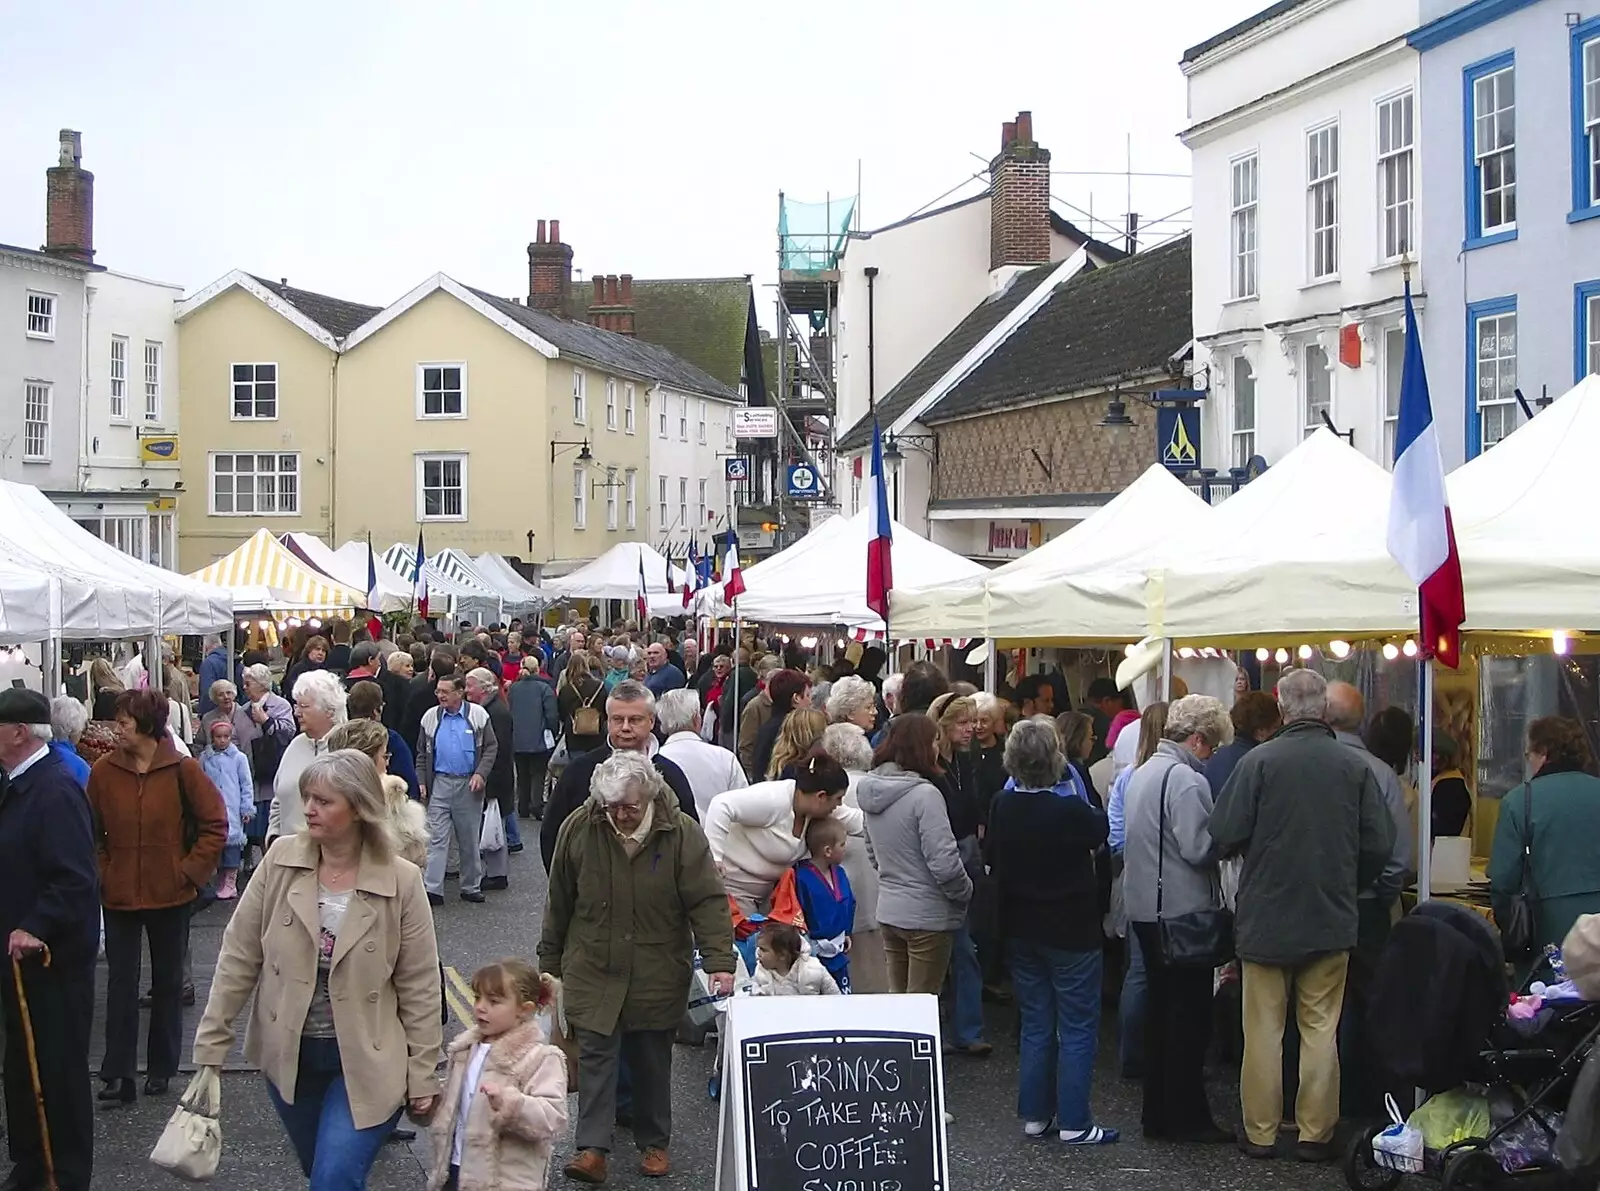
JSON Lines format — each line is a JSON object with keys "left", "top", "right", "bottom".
{"left": 1329, "top": 640, "right": 1351, "bottom": 659}
{"left": 1274, "top": 648, "right": 1289, "bottom": 664}
{"left": 1402, "top": 639, "right": 1419, "bottom": 658}
{"left": 1297, "top": 644, "right": 1314, "bottom": 660}
{"left": 1382, "top": 643, "right": 1400, "bottom": 660}
{"left": 1255, "top": 647, "right": 1270, "bottom": 662}
{"left": 1553, "top": 631, "right": 1571, "bottom": 655}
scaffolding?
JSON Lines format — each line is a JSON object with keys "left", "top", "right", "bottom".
{"left": 774, "top": 191, "right": 853, "bottom": 544}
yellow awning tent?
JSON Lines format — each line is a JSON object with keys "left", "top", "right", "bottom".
{"left": 190, "top": 529, "right": 363, "bottom": 614}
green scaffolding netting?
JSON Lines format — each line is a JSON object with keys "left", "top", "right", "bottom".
{"left": 779, "top": 195, "right": 857, "bottom": 273}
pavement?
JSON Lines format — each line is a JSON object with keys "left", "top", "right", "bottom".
{"left": 84, "top": 833, "right": 1355, "bottom": 1189}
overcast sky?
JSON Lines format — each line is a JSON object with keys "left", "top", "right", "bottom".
{"left": 1, "top": 0, "right": 1264, "bottom": 313}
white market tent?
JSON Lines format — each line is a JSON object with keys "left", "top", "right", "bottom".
{"left": 543, "top": 542, "right": 688, "bottom": 609}
{"left": 433, "top": 548, "right": 542, "bottom": 619}
{"left": 191, "top": 529, "right": 363, "bottom": 615}
{"left": 381, "top": 543, "right": 502, "bottom": 624}
{"left": 892, "top": 465, "right": 1215, "bottom": 642}
{"left": 0, "top": 480, "right": 233, "bottom": 636}
{"left": 718, "top": 510, "right": 988, "bottom": 631}
{"left": 1449, "top": 374, "right": 1600, "bottom": 631}
{"left": 282, "top": 534, "right": 414, "bottom": 614}
{"left": 474, "top": 553, "right": 546, "bottom": 608}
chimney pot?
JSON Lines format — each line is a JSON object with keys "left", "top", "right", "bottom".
{"left": 44, "top": 128, "right": 94, "bottom": 263}
{"left": 1015, "top": 111, "right": 1034, "bottom": 144}
{"left": 527, "top": 217, "right": 574, "bottom": 313}
{"left": 1002, "top": 121, "right": 1017, "bottom": 151}
{"left": 537, "top": 219, "right": 547, "bottom": 244}
{"left": 550, "top": 219, "right": 561, "bottom": 244}
{"left": 620, "top": 274, "right": 633, "bottom": 304}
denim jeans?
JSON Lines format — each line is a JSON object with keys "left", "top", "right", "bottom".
{"left": 1119, "top": 931, "right": 1148, "bottom": 1077}
{"left": 504, "top": 809, "right": 523, "bottom": 849}
{"left": 267, "top": 1037, "right": 402, "bottom": 1190}
{"left": 948, "top": 920, "right": 986, "bottom": 1046}
{"left": 1007, "top": 939, "right": 1103, "bottom": 1131}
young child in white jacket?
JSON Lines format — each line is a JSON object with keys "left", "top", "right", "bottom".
{"left": 426, "top": 958, "right": 569, "bottom": 1191}
{"left": 752, "top": 921, "right": 840, "bottom": 996}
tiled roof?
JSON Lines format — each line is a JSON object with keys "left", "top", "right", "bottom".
{"left": 1181, "top": 0, "right": 1311, "bottom": 63}
{"left": 568, "top": 277, "right": 753, "bottom": 392}
{"left": 834, "top": 265, "right": 1057, "bottom": 452}
{"left": 920, "top": 235, "right": 1193, "bottom": 424}
{"left": 467, "top": 288, "right": 740, "bottom": 402}
{"left": 249, "top": 276, "right": 382, "bottom": 338}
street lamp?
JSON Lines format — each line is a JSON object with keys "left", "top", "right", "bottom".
{"left": 550, "top": 438, "right": 593, "bottom": 464}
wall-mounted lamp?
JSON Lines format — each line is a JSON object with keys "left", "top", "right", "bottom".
{"left": 1320, "top": 410, "right": 1355, "bottom": 446}
{"left": 550, "top": 438, "right": 593, "bottom": 464}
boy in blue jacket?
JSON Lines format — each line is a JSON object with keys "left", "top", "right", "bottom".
{"left": 794, "top": 817, "right": 856, "bottom": 993}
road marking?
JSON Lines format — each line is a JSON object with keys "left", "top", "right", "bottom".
{"left": 446, "top": 964, "right": 475, "bottom": 1004}
{"left": 443, "top": 965, "right": 474, "bottom": 1027}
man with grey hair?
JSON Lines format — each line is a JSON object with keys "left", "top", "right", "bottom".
{"left": 657, "top": 688, "right": 747, "bottom": 820}
{"left": 0, "top": 688, "right": 99, "bottom": 1190}
{"left": 1209, "top": 668, "right": 1394, "bottom": 1162}
{"left": 465, "top": 667, "right": 516, "bottom": 890}
{"left": 540, "top": 679, "right": 697, "bottom": 873}
{"left": 1325, "top": 681, "right": 1412, "bottom": 1120}
{"left": 540, "top": 749, "right": 734, "bottom": 1182}
{"left": 643, "top": 641, "right": 686, "bottom": 698}
{"left": 417, "top": 672, "right": 498, "bottom": 904}
{"left": 48, "top": 695, "right": 92, "bottom": 789}
{"left": 197, "top": 633, "right": 232, "bottom": 715}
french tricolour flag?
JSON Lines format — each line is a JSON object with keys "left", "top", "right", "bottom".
{"left": 866, "top": 420, "right": 894, "bottom": 621}
{"left": 411, "top": 527, "right": 429, "bottom": 619}
{"left": 683, "top": 540, "right": 699, "bottom": 609}
{"left": 637, "top": 553, "right": 650, "bottom": 625}
{"left": 1386, "top": 282, "right": 1465, "bottom": 668}
{"left": 722, "top": 531, "right": 745, "bottom": 603}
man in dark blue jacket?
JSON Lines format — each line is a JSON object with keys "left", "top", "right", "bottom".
{"left": 196, "top": 634, "right": 233, "bottom": 715}
{"left": 0, "top": 689, "right": 100, "bottom": 1191}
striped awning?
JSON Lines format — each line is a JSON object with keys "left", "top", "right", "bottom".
{"left": 847, "top": 626, "right": 971, "bottom": 650}
{"left": 191, "top": 529, "right": 363, "bottom": 612}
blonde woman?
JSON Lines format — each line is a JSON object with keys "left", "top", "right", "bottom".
{"left": 89, "top": 656, "right": 125, "bottom": 721}
{"left": 327, "top": 720, "right": 427, "bottom": 867}
{"left": 195, "top": 751, "right": 441, "bottom": 1183}
{"left": 928, "top": 692, "right": 988, "bottom": 1056}
{"left": 767, "top": 708, "right": 828, "bottom": 780}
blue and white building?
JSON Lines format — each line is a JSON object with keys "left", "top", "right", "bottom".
{"left": 1411, "top": 0, "right": 1600, "bottom": 461}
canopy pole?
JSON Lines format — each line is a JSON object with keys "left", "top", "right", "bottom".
{"left": 1417, "top": 658, "right": 1434, "bottom": 903}
{"left": 983, "top": 641, "right": 998, "bottom": 695}
{"left": 730, "top": 605, "right": 741, "bottom": 747}
{"left": 1160, "top": 638, "right": 1174, "bottom": 702}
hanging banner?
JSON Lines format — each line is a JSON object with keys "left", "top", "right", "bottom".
{"left": 1157, "top": 406, "right": 1201, "bottom": 472}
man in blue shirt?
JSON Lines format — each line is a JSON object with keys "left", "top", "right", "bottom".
{"left": 416, "top": 675, "right": 498, "bottom": 905}
{"left": 643, "top": 641, "right": 686, "bottom": 698}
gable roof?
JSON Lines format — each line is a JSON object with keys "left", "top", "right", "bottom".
{"left": 835, "top": 264, "right": 1061, "bottom": 452}
{"left": 566, "top": 277, "right": 754, "bottom": 393}
{"left": 176, "top": 269, "right": 380, "bottom": 349}
{"left": 1181, "top": 0, "right": 1312, "bottom": 63}
{"left": 249, "top": 275, "right": 383, "bottom": 338}
{"left": 920, "top": 235, "right": 1193, "bottom": 424}
{"left": 471, "top": 287, "right": 741, "bottom": 401}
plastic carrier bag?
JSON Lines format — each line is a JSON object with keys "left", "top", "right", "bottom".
{"left": 1373, "top": 1094, "right": 1426, "bottom": 1173}
{"left": 1410, "top": 1089, "right": 1492, "bottom": 1151}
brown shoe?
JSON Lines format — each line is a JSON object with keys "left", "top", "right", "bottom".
{"left": 564, "top": 1149, "right": 608, "bottom": 1184}
{"left": 639, "top": 1147, "right": 671, "bottom": 1177}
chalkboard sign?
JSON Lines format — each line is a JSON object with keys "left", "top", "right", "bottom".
{"left": 716, "top": 996, "right": 948, "bottom": 1191}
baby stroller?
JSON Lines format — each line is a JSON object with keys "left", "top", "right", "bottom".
{"left": 1346, "top": 901, "right": 1600, "bottom": 1191}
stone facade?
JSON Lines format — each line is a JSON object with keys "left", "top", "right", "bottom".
{"left": 930, "top": 391, "right": 1149, "bottom": 502}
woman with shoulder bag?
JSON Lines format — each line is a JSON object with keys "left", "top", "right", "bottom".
{"left": 194, "top": 750, "right": 442, "bottom": 1186}
{"left": 557, "top": 654, "right": 605, "bottom": 760}
{"left": 1121, "top": 695, "right": 1233, "bottom": 1144}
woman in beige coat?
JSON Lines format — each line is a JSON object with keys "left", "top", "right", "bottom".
{"left": 194, "top": 750, "right": 442, "bottom": 1187}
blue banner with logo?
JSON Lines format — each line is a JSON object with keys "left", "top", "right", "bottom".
{"left": 1156, "top": 406, "right": 1201, "bottom": 473}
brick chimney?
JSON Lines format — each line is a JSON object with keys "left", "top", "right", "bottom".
{"left": 989, "top": 111, "right": 1051, "bottom": 272}
{"left": 45, "top": 130, "right": 94, "bottom": 263}
{"left": 587, "top": 273, "right": 636, "bottom": 336}
{"left": 527, "top": 219, "right": 573, "bottom": 314}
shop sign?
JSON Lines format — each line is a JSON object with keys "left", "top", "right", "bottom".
{"left": 986, "top": 520, "right": 1040, "bottom": 558}
{"left": 1157, "top": 406, "right": 1201, "bottom": 472}
{"left": 139, "top": 435, "right": 181, "bottom": 462}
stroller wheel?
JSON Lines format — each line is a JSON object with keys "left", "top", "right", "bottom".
{"left": 1343, "top": 1126, "right": 1404, "bottom": 1191}
{"left": 1440, "top": 1148, "right": 1500, "bottom": 1191}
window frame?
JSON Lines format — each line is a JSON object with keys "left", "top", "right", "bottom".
{"left": 679, "top": 395, "right": 689, "bottom": 441}
{"left": 25, "top": 291, "right": 55, "bottom": 340}
{"left": 573, "top": 464, "right": 588, "bottom": 529}
{"left": 415, "top": 452, "right": 468, "bottom": 522}
{"left": 697, "top": 399, "right": 707, "bottom": 444}
{"left": 1230, "top": 354, "right": 1257, "bottom": 468}
{"left": 230, "top": 362, "right": 280, "bottom": 421}
{"left": 1465, "top": 295, "right": 1518, "bottom": 458}
{"left": 208, "top": 451, "right": 301, "bottom": 516}
{"left": 109, "top": 335, "right": 128, "bottom": 421}
{"left": 1302, "top": 341, "right": 1333, "bottom": 440}
{"left": 415, "top": 362, "right": 467, "bottom": 420}
{"left": 625, "top": 382, "right": 636, "bottom": 434}
{"left": 1375, "top": 89, "right": 1416, "bottom": 264}
{"left": 572, "top": 368, "right": 587, "bottom": 424}
{"left": 1464, "top": 52, "right": 1518, "bottom": 248}
{"left": 1381, "top": 324, "right": 1407, "bottom": 467}
{"left": 1575, "top": 279, "right": 1600, "bottom": 383}
{"left": 1571, "top": 19, "right": 1600, "bottom": 219}
{"left": 658, "top": 475, "right": 668, "bottom": 529}
{"left": 605, "top": 467, "right": 619, "bottom": 530}
{"left": 143, "top": 340, "right": 163, "bottom": 422}
{"left": 1229, "top": 152, "right": 1260, "bottom": 300}
{"left": 1306, "top": 120, "right": 1341, "bottom": 282}
{"left": 697, "top": 477, "right": 708, "bottom": 527}
{"left": 605, "top": 377, "right": 618, "bottom": 430}
{"left": 678, "top": 476, "right": 688, "bottom": 529}
{"left": 625, "top": 468, "right": 637, "bottom": 530}
{"left": 22, "top": 381, "right": 51, "bottom": 462}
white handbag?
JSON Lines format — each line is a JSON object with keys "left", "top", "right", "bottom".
{"left": 150, "top": 1066, "right": 222, "bottom": 1181}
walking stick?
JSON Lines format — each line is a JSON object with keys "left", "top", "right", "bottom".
{"left": 11, "top": 946, "right": 58, "bottom": 1191}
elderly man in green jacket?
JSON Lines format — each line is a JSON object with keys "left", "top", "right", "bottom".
{"left": 1209, "top": 668, "right": 1392, "bottom": 1163}
{"left": 540, "top": 750, "right": 734, "bottom": 1185}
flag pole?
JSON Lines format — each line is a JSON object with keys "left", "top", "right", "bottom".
{"left": 1417, "top": 658, "right": 1434, "bottom": 904}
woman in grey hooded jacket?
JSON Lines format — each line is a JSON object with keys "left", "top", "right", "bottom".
{"left": 855, "top": 714, "right": 972, "bottom": 996}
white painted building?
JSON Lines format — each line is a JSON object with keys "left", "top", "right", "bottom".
{"left": 646, "top": 380, "right": 739, "bottom": 553}
{"left": 1181, "top": 0, "right": 1426, "bottom": 476}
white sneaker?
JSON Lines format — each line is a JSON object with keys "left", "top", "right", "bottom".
{"left": 1024, "top": 1119, "right": 1054, "bottom": 1138}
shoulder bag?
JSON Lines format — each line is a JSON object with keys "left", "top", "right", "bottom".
{"left": 1155, "top": 765, "right": 1235, "bottom": 969}
{"left": 1497, "top": 779, "right": 1541, "bottom": 960}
